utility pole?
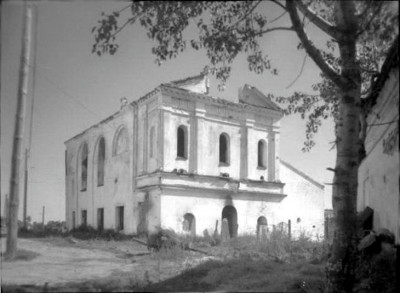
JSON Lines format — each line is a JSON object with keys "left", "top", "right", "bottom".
{"left": 23, "top": 5, "right": 37, "bottom": 229}
{"left": 6, "top": 2, "right": 34, "bottom": 259}
{"left": 42, "top": 206, "right": 45, "bottom": 226}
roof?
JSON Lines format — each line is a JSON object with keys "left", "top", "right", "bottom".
{"left": 280, "top": 159, "right": 325, "bottom": 190}
{"left": 239, "top": 84, "right": 282, "bottom": 111}
{"left": 166, "top": 72, "right": 209, "bottom": 94}
{"left": 65, "top": 73, "right": 283, "bottom": 143}
{"left": 169, "top": 72, "right": 206, "bottom": 87}
{"left": 363, "top": 35, "right": 399, "bottom": 112}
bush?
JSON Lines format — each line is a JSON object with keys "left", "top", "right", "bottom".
{"left": 354, "top": 247, "right": 396, "bottom": 293}
{"left": 69, "top": 225, "right": 131, "bottom": 241}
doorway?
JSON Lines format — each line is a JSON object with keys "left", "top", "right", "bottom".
{"left": 222, "top": 205, "right": 238, "bottom": 238}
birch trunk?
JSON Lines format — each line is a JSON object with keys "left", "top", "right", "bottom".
{"left": 326, "top": 2, "right": 362, "bottom": 292}
{"left": 6, "top": 2, "right": 33, "bottom": 259}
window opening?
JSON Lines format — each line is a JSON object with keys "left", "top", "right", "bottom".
{"left": 258, "top": 140, "right": 267, "bottom": 168}
{"left": 177, "top": 125, "right": 187, "bottom": 158}
{"left": 81, "top": 210, "right": 87, "bottom": 226}
{"left": 97, "top": 137, "right": 105, "bottom": 186}
{"left": 116, "top": 206, "right": 124, "bottom": 231}
{"left": 97, "top": 208, "right": 104, "bottom": 231}
{"left": 219, "top": 133, "right": 230, "bottom": 164}
{"left": 80, "top": 143, "right": 88, "bottom": 191}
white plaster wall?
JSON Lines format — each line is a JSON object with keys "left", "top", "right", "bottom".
{"left": 160, "top": 189, "right": 290, "bottom": 237}
{"left": 196, "top": 119, "right": 241, "bottom": 178}
{"left": 163, "top": 110, "right": 192, "bottom": 172}
{"left": 65, "top": 106, "right": 136, "bottom": 233}
{"left": 279, "top": 162, "right": 325, "bottom": 240}
{"left": 247, "top": 127, "right": 269, "bottom": 181}
{"left": 357, "top": 68, "right": 399, "bottom": 242}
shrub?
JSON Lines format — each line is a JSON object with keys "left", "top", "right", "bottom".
{"left": 354, "top": 247, "right": 396, "bottom": 293}
{"left": 69, "top": 225, "right": 131, "bottom": 241}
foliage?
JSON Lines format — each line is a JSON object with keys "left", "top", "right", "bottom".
{"left": 92, "top": 1, "right": 398, "bottom": 151}
{"left": 68, "top": 225, "right": 131, "bottom": 241}
{"left": 354, "top": 247, "right": 397, "bottom": 293}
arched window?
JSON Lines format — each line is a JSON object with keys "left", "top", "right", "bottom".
{"left": 149, "top": 127, "right": 155, "bottom": 158}
{"left": 219, "top": 133, "right": 230, "bottom": 164}
{"left": 177, "top": 125, "right": 187, "bottom": 158}
{"left": 113, "top": 127, "right": 128, "bottom": 156}
{"left": 97, "top": 137, "right": 105, "bottom": 186}
{"left": 258, "top": 140, "right": 267, "bottom": 168}
{"left": 80, "top": 142, "right": 88, "bottom": 191}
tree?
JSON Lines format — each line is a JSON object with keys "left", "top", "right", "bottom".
{"left": 92, "top": 1, "right": 398, "bottom": 291}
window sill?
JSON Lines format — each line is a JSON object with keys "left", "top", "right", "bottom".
{"left": 97, "top": 184, "right": 104, "bottom": 187}
{"left": 219, "top": 162, "right": 230, "bottom": 167}
{"left": 176, "top": 156, "right": 188, "bottom": 161}
{"left": 80, "top": 189, "right": 87, "bottom": 192}
{"left": 257, "top": 166, "right": 267, "bottom": 170}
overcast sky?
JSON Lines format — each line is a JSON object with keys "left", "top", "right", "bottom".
{"left": 1, "top": 1, "right": 335, "bottom": 223}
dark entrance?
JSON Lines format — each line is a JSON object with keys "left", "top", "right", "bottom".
{"left": 222, "top": 205, "right": 238, "bottom": 238}
{"left": 97, "top": 208, "right": 104, "bottom": 231}
{"left": 257, "top": 216, "right": 268, "bottom": 240}
{"left": 183, "top": 213, "right": 196, "bottom": 237}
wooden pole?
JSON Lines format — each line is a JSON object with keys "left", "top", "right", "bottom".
{"left": 42, "top": 206, "right": 45, "bottom": 226}
{"left": 6, "top": 2, "right": 33, "bottom": 259}
{"left": 22, "top": 3, "right": 38, "bottom": 230}
{"left": 23, "top": 149, "right": 28, "bottom": 228}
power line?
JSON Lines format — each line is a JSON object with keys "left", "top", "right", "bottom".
{"left": 30, "top": 64, "right": 117, "bottom": 131}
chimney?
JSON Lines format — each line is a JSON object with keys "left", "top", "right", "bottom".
{"left": 202, "top": 66, "right": 210, "bottom": 95}
{"left": 120, "top": 97, "right": 128, "bottom": 109}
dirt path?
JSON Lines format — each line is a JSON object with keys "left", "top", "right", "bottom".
{"left": 1, "top": 238, "right": 142, "bottom": 286}
{"left": 1, "top": 237, "right": 199, "bottom": 287}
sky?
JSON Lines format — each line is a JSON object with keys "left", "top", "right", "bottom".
{"left": 1, "top": 1, "right": 336, "bottom": 223}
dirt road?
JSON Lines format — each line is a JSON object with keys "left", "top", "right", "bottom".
{"left": 1, "top": 237, "right": 197, "bottom": 287}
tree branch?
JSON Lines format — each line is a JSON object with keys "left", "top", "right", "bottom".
{"left": 237, "top": 26, "right": 294, "bottom": 40}
{"left": 295, "top": 1, "right": 340, "bottom": 39}
{"left": 269, "top": 0, "right": 287, "bottom": 12}
{"left": 286, "top": 54, "right": 307, "bottom": 88}
{"left": 231, "top": 1, "right": 262, "bottom": 28}
{"left": 269, "top": 10, "right": 287, "bottom": 24}
{"left": 286, "top": 1, "right": 346, "bottom": 88}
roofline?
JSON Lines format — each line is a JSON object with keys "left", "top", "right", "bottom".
{"left": 160, "top": 83, "right": 284, "bottom": 116}
{"left": 280, "top": 159, "right": 325, "bottom": 190}
{"left": 64, "top": 81, "right": 284, "bottom": 145}
{"left": 64, "top": 105, "right": 134, "bottom": 145}
{"left": 241, "top": 83, "right": 283, "bottom": 111}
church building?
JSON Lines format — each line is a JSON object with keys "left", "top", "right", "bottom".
{"left": 64, "top": 73, "right": 324, "bottom": 239}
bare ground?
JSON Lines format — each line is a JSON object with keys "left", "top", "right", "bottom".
{"left": 0, "top": 236, "right": 325, "bottom": 292}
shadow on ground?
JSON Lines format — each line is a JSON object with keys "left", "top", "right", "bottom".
{"left": 2, "top": 256, "right": 326, "bottom": 292}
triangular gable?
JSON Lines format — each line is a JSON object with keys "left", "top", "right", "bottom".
{"left": 239, "top": 84, "right": 282, "bottom": 111}
{"left": 168, "top": 73, "right": 210, "bottom": 94}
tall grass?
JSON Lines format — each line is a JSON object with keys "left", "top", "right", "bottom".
{"left": 221, "top": 230, "right": 329, "bottom": 264}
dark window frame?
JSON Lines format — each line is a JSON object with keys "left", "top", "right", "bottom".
{"left": 219, "top": 133, "right": 230, "bottom": 165}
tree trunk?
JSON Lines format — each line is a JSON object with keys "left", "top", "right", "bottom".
{"left": 6, "top": 2, "right": 33, "bottom": 259}
{"left": 326, "top": 2, "right": 362, "bottom": 292}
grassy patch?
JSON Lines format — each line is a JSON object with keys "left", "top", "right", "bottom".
{"left": 147, "top": 256, "right": 325, "bottom": 292}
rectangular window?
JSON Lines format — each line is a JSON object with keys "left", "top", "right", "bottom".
{"left": 81, "top": 210, "right": 87, "bottom": 226}
{"left": 116, "top": 206, "right": 124, "bottom": 231}
{"left": 97, "top": 208, "right": 104, "bottom": 231}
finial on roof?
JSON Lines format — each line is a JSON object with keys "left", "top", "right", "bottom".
{"left": 120, "top": 97, "right": 128, "bottom": 109}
